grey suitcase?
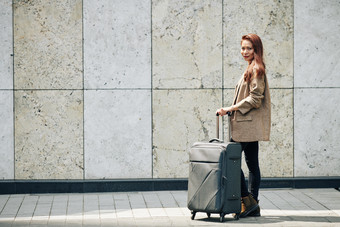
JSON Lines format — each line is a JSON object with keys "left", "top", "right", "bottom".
{"left": 187, "top": 113, "right": 242, "bottom": 222}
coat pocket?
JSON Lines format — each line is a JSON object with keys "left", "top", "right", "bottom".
{"left": 236, "top": 115, "right": 252, "bottom": 122}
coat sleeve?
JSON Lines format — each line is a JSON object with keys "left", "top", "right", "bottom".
{"left": 234, "top": 75, "right": 265, "bottom": 115}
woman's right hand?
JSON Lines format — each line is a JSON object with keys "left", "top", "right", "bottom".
{"left": 216, "top": 106, "right": 235, "bottom": 116}
{"left": 216, "top": 108, "right": 227, "bottom": 116}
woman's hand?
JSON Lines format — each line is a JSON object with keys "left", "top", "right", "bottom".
{"left": 216, "top": 106, "right": 238, "bottom": 116}
{"left": 216, "top": 107, "right": 232, "bottom": 116}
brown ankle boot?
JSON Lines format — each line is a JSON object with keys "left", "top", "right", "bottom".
{"left": 248, "top": 205, "right": 261, "bottom": 217}
{"left": 248, "top": 196, "right": 261, "bottom": 217}
{"left": 239, "top": 194, "right": 259, "bottom": 218}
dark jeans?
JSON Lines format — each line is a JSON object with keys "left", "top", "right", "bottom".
{"left": 240, "top": 141, "right": 261, "bottom": 201}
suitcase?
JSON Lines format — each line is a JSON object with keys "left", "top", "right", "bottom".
{"left": 187, "top": 113, "right": 242, "bottom": 222}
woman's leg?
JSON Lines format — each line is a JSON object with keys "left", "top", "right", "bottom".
{"left": 239, "top": 142, "right": 259, "bottom": 217}
{"left": 240, "top": 169, "right": 249, "bottom": 197}
{"left": 244, "top": 141, "right": 261, "bottom": 201}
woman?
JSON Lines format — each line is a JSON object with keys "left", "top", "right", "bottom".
{"left": 216, "top": 33, "right": 271, "bottom": 218}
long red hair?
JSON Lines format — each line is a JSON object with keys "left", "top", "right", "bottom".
{"left": 241, "top": 34, "right": 266, "bottom": 82}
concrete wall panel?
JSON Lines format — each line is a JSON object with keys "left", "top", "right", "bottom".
{"left": 223, "top": 0, "right": 293, "bottom": 89}
{"left": 0, "top": 0, "right": 13, "bottom": 89}
{"left": 294, "top": 89, "right": 340, "bottom": 176}
{"left": 84, "top": 90, "right": 152, "bottom": 179}
{"left": 152, "top": 0, "right": 222, "bottom": 89}
{"left": 153, "top": 89, "right": 222, "bottom": 178}
{"left": 0, "top": 91, "right": 14, "bottom": 179}
{"left": 14, "top": 0, "right": 82, "bottom": 89}
{"left": 294, "top": 0, "right": 340, "bottom": 88}
{"left": 15, "top": 90, "right": 83, "bottom": 179}
{"left": 84, "top": 0, "right": 151, "bottom": 89}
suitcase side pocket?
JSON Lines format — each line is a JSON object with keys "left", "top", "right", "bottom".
{"left": 187, "top": 162, "right": 223, "bottom": 212}
{"left": 220, "top": 144, "right": 242, "bottom": 213}
{"left": 226, "top": 145, "right": 242, "bottom": 200}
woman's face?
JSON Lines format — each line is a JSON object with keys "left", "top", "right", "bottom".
{"left": 241, "top": 39, "right": 254, "bottom": 63}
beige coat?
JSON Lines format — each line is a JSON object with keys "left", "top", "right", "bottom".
{"left": 230, "top": 73, "right": 271, "bottom": 142}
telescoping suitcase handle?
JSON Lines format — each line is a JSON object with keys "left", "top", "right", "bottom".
{"left": 215, "top": 112, "right": 232, "bottom": 142}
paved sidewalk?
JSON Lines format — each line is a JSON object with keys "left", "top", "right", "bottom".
{"left": 0, "top": 188, "right": 339, "bottom": 226}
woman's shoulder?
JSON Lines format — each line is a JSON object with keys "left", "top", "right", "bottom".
{"left": 252, "top": 67, "right": 265, "bottom": 77}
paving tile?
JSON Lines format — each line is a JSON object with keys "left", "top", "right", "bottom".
{"left": 171, "top": 191, "right": 187, "bottom": 207}
{"left": 99, "top": 206, "right": 116, "bottom": 221}
{"left": 83, "top": 218, "right": 101, "bottom": 226}
{"left": 113, "top": 194, "right": 130, "bottom": 209}
{"left": 37, "top": 195, "right": 54, "bottom": 204}
{"left": 131, "top": 208, "right": 150, "bottom": 219}
{"left": 16, "top": 202, "right": 36, "bottom": 217}
{"left": 0, "top": 195, "right": 9, "bottom": 207}
{"left": 157, "top": 191, "right": 179, "bottom": 207}
{"left": 11, "top": 220, "right": 30, "bottom": 227}
{"left": 113, "top": 193, "right": 133, "bottom": 218}
{"left": 100, "top": 218, "right": 118, "bottom": 227}
{"left": 98, "top": 194, "right": 114, "bottom": 207}
{"left": 0, "top": 218, "right": 14, "bottom": 227}
{"left": 30, "top": 219, "right": 49, "bottom": 226}
{"left": 50, "top": 196, "right": 68, "bottom": 220}
{"left": 128, "top": 193, "right": 150, "bottom": 218}
{"left": 142, "top": 193, "right": 162, "bottom": 208}
{"left": 115, "top": 209, "right": 133, "bottom": 219}
{"left": 163, "top": 208, "right": 184, "bottom": 217}
{"left": 33, "top": 202, "right": 52, "bottom": 217}
{"left": 291, "top": 191, "right": 328, "bottom": 212}
{"left": 147, "top": 208, "right": 167, "bottom": 217}
{"left": 0, "top": 189, "right": 339, "bottom": 226}
{"left": 65, "top": 220, "right": 83, "bottom": 227}
{"left": 142, "top": 192, "right": 167, "bottom": 218}
{"left": 1, "top": 196, "right": 24, "bottom": 216}
{"left": 128, "top": 193, "right": 146, "bottom": 209}
{"left": 47, "top": 220, "right": 66, "bottom": 227}
{"left": 117, "top": 217, "right": 136, "bottom": 226}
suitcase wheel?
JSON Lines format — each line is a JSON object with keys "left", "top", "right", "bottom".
{"left": 219, "top": 213, "right": 225, "bottom": 222}
{"left": 191, "top": 211, "right": 196, "bottom": 220}
{"left": 206, "top": 213, "right": 211, "bottom": 218}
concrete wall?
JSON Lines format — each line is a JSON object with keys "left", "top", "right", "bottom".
{"left": 0, "top": 0, "right": 339, "bottom": 180}
{"left": 294, "top": 0, "right": 340, "bottom": 176}
{"left": 0, "top": 0, "right": 14, "bottom": 179}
